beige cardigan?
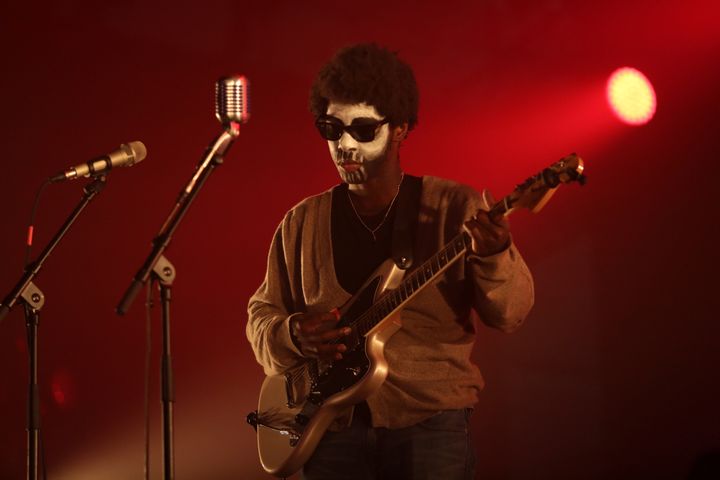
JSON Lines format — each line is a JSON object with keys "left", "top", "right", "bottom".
{"left": 247, "top": 176, "right": 534, "bottom": 428}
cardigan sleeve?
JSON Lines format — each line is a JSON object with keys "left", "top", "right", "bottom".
{"left": 461, "top": 186, "right": 535, "bottom": 332}
{"left": 466, "top": 244, "right": 534, "bottom": 332}
{"left": 246, "top": 214, "right": 304, "bottom": 376}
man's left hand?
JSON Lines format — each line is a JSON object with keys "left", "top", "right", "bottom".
{"left": 463, "top": 189, "right": 511, "bottom": 257}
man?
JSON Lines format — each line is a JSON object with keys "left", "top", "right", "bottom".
{"left": 247, "top": 43, "right": 534, "bottom": 479}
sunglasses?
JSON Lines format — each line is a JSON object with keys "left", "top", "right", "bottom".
{"left": 315, "top": 117, "right": 389, "bottom": 143}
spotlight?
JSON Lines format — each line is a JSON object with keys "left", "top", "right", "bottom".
{"left": 606, "top": 67, "right": 657, "bottom": 125}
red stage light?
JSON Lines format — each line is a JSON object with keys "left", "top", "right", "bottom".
{"left": 51, "top": 383, "right": 66, "bottom": 406}
{"left": 606, "top": 67, "right": 657, "bottom": 125}
{"left": 51, "top": 370, "right": 73, "bottom": 407}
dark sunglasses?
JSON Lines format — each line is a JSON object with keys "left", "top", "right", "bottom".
{"left": 315, "top": 117, "right": 389, "bottom": 142}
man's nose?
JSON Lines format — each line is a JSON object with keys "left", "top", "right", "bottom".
{"left": 338, "top": 131, "right": 359, "bottom": 151}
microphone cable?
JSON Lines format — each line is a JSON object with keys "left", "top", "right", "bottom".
{"left": 24, "top": 179, "right": 51, "bottom": 266}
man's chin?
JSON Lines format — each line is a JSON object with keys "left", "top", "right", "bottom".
{"left": 339, "top": 169, "right": 367, "bottom": 184}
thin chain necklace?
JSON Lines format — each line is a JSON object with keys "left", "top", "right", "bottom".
{"left": 347, "top": 172, "right": 404, "bottom": 242}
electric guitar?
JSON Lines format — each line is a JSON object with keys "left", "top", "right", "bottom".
{"left": 248, "top": 154, "right": 586, "bottom": 477}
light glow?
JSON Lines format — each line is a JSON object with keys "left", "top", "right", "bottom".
{"left": 51, "top": 370, "right": 73, "bottom": 407}
{"left": 606, "top": 67, "right": 657, "bottom": 125}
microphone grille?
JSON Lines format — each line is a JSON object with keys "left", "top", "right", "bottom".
{"left": 215, "top": 75, "right": 250, "bottom": 125}
{"left": 122, "top": 141, "right": 147, "bottom": 166}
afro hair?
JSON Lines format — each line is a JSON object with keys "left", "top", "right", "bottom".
{"left": 309, "top": 43, "right": 419, "bottom": 132}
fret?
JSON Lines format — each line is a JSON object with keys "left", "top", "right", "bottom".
{"left": 418, "top": 268, "right": 427, "bottom": 284}
{"left": 363, "top": 316, "right": 372, "bottom": 333}
{"left": 400, "top": 284, "right": 408, "bottom": 300}
{"left": 388, "top": 295, "right": 397, "bottom": 311}
{"left": 383, "top": 298, "right": 393, "bottom": 316}
{"left": 392, "top": 293, "right": 399, "bottom": 306}
{"left": 361, "top": 316, "right": 372, "bottom": 334}
{"left": 403, "top": 279, "right": 411, "bottom": 295}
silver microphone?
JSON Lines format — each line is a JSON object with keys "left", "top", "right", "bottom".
{"left": 49, "top": 141, "right": 147, "bottom": 182}
{"left": 215, "top": 75, "right": 250, "bottom": 125}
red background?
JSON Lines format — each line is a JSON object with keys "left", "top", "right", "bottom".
{"left": 1, "top": 1, "right": 718, "bottom": 478}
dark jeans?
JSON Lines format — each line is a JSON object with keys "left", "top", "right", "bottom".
{"left": 302, "top": 404, "right": 476, "bottom": 480}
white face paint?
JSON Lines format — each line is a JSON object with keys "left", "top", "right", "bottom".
{"left": 325, "top": 101, "right": 390, "bottom": 184}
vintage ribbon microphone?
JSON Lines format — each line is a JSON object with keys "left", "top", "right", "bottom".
{"left": 115, "top": 76, "right": 249, "bottom": 480}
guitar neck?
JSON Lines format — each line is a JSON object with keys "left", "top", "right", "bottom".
{"left": 351, "top": 189, "right": 523, "bottom": 338}
{"left": 489, "top": 195, "right": 515, "bottom": 217}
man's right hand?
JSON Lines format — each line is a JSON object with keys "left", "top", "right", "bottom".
{"left": 290, "top": 312, "right": 351, "bottom": 361}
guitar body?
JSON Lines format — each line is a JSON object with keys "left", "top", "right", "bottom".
{"left": 256, "top": 259, "right": 405, "bottom": 477}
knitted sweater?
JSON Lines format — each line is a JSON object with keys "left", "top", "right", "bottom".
{"left": 247, "top": 175, "right": 534, "bottom": 428}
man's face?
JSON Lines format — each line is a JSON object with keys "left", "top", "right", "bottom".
{"left": 324, "top": 101, "right": 391, "bottom": 184}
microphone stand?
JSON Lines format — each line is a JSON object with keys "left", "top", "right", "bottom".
{"left": 0, "top": 175, "right": 108, "bottom": 480}
{"left": 151, "top": 254, "right": 177, "bottom": 480}
{"left": 116, "top": 122, "right": 240, "bottom": 480}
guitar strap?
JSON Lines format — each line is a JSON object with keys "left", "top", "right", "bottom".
{"left": 392, "top": 174, "right": 423, "bottom": 270}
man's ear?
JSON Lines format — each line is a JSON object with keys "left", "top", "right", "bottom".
{"left": 392, "top": 122, "right": 409, "bottom": 142}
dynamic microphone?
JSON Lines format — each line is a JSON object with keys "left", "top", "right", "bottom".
{"left": 49, "top": 141, "right": 147, "bottom": 183}
{"left": 215, "top": 75, "right": 250, "bottom": 125}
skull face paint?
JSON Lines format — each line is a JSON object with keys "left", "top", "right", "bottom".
{"left": 325, "top": 102, "right": 391, "bottom": 184}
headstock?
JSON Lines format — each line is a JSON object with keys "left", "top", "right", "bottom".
{"left": 490, "top": 153, "right": 586, "bottom": 216}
